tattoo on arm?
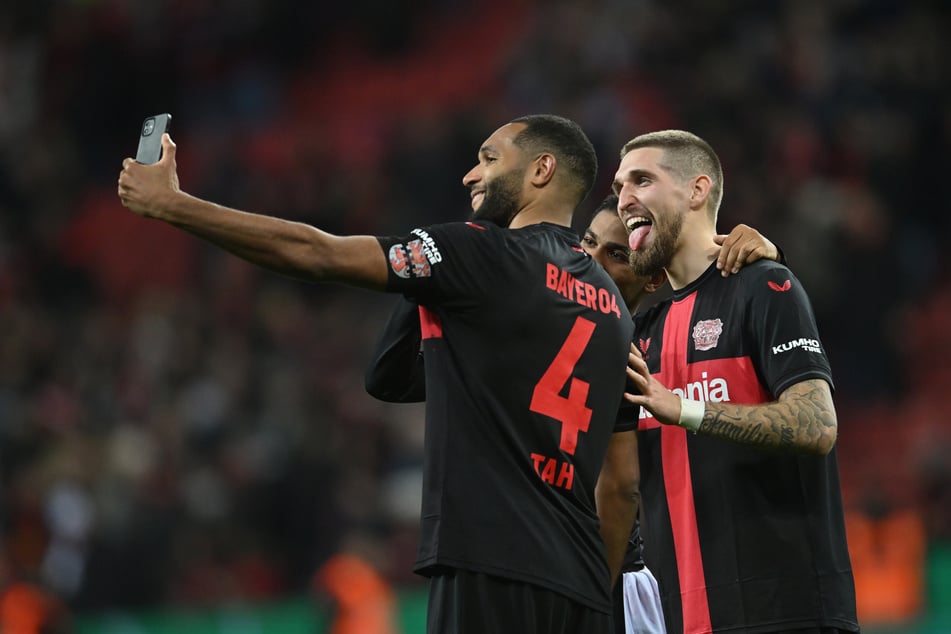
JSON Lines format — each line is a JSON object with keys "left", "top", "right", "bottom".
{"left": 697, "top": 379, "right": 837, "bottom": 454}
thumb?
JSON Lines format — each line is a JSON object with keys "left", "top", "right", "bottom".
{"left": 161, "top": 133, "right": 177, "bottom": 163}
{"left": 713, "top": 234, "right": 726, "bottom": 245}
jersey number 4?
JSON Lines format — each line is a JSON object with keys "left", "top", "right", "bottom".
{"left": 530, "top": 316, "right": 595, "bottom": 455}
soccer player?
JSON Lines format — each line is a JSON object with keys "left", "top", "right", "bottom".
{"left": 366, "top": 193, "right": 782, "bottom": 634}
{"left": 614, "top": 130, "right": 860, "bottom": 634}
{"left": 118, "top": 115, "right": 636, "bottom": 634}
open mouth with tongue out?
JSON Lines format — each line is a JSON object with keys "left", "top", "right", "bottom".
{"left": 625, "top": 216, "right": 653, "bottom": 251}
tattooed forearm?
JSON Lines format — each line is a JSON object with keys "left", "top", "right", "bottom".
{"left": 701, "top": 413, "right": 770, "bottom": 446}
{"left": 697, "top": 379, "right": 837, "bottom": 455}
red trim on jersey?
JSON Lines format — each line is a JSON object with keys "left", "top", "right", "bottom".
{"left": 418, "top": 306, "right": 443, "bottom": 339}
{"left": 661, "top": 293, "right": 712, "bottom": 633}
{"left": 638, "top": 414, "right": 660, "bottom": 430}
{"left": 464, "top": 222, "right": 487, "bottom": 230}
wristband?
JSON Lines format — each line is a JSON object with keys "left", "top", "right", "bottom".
{"left": 678, "top": 398, "right": 705, "bottom": 433}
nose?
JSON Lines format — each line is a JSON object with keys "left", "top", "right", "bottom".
{"left": 616, "top": 183, "right": 637, "bottom": 217}
{"left": 462, "top": 164, "right": 480, "bottom": 188}
{"left": 589, "top": 248, "right": 609, "bottom": 269}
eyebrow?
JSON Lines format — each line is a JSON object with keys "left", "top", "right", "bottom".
{"left": 584, "top": 227, "right": 630, "bottom": 253}
{"left": 603, "top": 239, "right": 631, "bottom": 253}
{"left": 612, "top": 168, "right": 656, "bottom": 191}
{"left": 479, "top": 144, "right": 499, "bottom": 156}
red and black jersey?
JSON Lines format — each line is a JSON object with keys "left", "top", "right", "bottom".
{"left": 633, "top": 261, "right": 858, "bottom": 633}
{"left": 376, "top": 221, "right": 634, "bottom": 613}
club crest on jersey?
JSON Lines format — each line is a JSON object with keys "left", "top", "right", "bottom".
{"left": 638, "top": 338, "right": 651, "bottom": 354}
{"left": 388, "top": 239, "right": 432, "bottom": 278}
{"left": 692, "top": 318, "right": 723, "bottom": 351}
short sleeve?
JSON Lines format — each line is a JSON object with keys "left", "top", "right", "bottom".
{"left": 747, "top": 265, "right": 834, "bottom": 397}
{"left": 376, "top": 221, "right": 498, "bottom": 304}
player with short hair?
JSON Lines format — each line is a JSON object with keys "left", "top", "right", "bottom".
{"left": 615, "top": 129, "right": 859, "bottom": 634}
{"left": 118, "top": 114, "right": 636, "bottom": 634}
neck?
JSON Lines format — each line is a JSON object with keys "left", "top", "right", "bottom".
{"left": 508, "top": 198, "right": 573, "bottom": 229}
{"left": 665, "top": 226, "right": 719, "bottom": 291}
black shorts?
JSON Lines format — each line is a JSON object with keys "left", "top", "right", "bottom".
{"left": 427, "top": 568, "right": 612, "bottom": 634}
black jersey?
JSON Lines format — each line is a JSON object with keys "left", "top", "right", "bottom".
{"left": 633, "top": 261, "right": 858, "bottom": 633}
{"left": 377, "top": 221, "right": 634, "bottom": 612}
{"left": 365, "top": 297, "right": 426, "bottom": 403}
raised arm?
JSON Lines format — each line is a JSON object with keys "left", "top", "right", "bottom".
{"left": 624, "top": 344, "right": 837, "bottom": 455}
{"left": 365, "top": 298, "right": 427, "bottom": 403}
{"left": 117, "top": 134, "right": 388, "bottom": 289}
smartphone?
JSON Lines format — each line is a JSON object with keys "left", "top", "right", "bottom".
{"left": 135, "top": 113, "right": 172, "bottom": 164}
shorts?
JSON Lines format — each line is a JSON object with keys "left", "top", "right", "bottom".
{"left": 427, "top": 567, "right": 612, "bottom": 634}
{"left": 612, "top": 566, "right": 666, "bottom": 634}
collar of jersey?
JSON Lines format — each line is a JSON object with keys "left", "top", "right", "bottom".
{"left": 671, "top": 261, "right": 720, "bottom": 302}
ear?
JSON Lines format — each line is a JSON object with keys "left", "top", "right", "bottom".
{"left": 643, "top": 271, "right": 667, "bottom": 294}
{"left": 689, "top": 174, "right": 712, "bottom": 210}
{"left": 529, "top": 153, "right": 556, "bottom": 187}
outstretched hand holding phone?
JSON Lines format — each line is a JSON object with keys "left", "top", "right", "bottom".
{"left": 120, "top": 127, "right": 181, "bottom": 220}
{"left": 135, "top": 113, "right": 171, "bottom": 164}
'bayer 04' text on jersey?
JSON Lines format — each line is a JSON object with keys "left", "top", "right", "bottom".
{"left": 633, "top": 261, "right": 858, "bottom": 634}
{"left": 377, "top": 221, "right": 634, "bottom": 613}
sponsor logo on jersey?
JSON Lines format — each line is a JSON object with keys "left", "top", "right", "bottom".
{"left": 768, "top": 279, "right": 792, "bottom": 292}
{"left": 545, "top": 263, "right": 622, "bottom": 318}
{"left": 410, "top": 228, "right": 443, "bottom": 264}
{"left": 639, "top": 371, "right": 731, "bottom": 419}
{"left": 772, "top": 337, "right": 822, "bottom": 355}
{"left": 692, "top": 318, "right": 723, "bottom": 351}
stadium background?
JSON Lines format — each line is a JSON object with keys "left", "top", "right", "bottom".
{"left": 0, "top": 0, "right": 948, "bottom": 632}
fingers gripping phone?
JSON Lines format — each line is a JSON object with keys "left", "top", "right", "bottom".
{"left": 135, "top": 113, "right": 172, "bottom": 164}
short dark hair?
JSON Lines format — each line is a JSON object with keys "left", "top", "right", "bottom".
{"left": 620, "top": 130, "right": 723, "bottom": 219}
{"left": 594, "top": 193, "right": 619, "bottom": 216}
{"left": 510, "top": 114, "right": 598, "bottom": 208}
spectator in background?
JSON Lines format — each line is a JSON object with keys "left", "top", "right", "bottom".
{"left": 314, "top": 533, "right": 400, "bottom": 634}
{"left": 0, "top": 549, "right": 71, "bottom": 634}
{"left": 845, "top": 480, "right": 926, "bottom": 625}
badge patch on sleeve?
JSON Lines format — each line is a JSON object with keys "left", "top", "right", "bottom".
{"left": 388, "top": 244, "right": 412, "bottom": 278}
{"left": 388, "top": 229, "right": 443, "bottom": 279}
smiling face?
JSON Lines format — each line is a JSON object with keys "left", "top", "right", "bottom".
{"left": 582, "top": 209, "right": 653, "bottom": 311}
{"left": 613, "top": 146, "right": 689, "bottom": 276}
{"left": 462, "top": 123, "right": 528, "bottom": 227}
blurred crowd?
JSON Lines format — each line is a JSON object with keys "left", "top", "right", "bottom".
{"left": 1, "top": 0, "right": 949, "bottom": 629}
